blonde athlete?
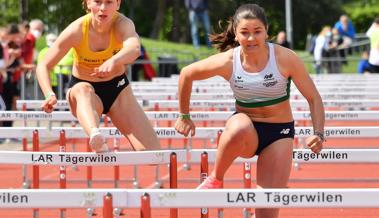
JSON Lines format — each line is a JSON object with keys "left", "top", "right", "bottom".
{"left": 37, "top": 0, "right": 160, "bottom": 152}
{"left": 175, "top": 4, "right": 325, "bottom": 218}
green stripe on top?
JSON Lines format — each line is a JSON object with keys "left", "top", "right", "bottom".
{"left": 236, "top": 78, "right": 292, "bottom": 108}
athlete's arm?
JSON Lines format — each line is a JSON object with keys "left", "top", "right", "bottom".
{"left": 175, "top": 50, "right": 232, "bottom": 137}
{"left": 281, "top": 48, "right": 325, "bottom": 153}
{"left": 94, "top": 15, "right": 140, "bottom": 76}
{"left": 36, "top": 19, "right": 81, "bottom": 112}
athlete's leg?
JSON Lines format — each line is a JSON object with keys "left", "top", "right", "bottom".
{"left": 212, "top": 113, "right": 258, "bottom": 180}
{"left": 67, "top": 82, "right": 105, "bottom": 151}
{"left": 255, "top": 138, "right": 293, "bottom": 218}
{"left": 108, "top": 86, "right": 160, "bottom": 151}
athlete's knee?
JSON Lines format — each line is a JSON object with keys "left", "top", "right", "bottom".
{"left": 71, "top": 83, "right": 95, "bottom": 97}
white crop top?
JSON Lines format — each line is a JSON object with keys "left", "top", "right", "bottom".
{"left": 229, "top": 43, "right": 291, "bottom": 108}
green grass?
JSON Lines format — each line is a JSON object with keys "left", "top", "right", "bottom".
{"left": 142, "top": 38, "right": 360, "bottom": 75}
{"left": 141, "top": 37, "right": 216, "bottom": 69}
{"left": 37, "top": 36, "right": 360, "bottom": 75}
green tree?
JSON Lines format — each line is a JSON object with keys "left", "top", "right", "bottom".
{"left": 0, "top": 0, "right": 20, "bottom": 26}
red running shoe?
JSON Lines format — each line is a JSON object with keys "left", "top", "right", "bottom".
{"left": 196, "top": 176, "right": 223, "bottom": 189}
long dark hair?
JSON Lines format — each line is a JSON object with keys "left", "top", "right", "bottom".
{"left": 209, "top": 4, "right": 268, "bottom": 52}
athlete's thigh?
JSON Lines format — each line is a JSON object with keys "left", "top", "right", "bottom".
{"left": 224, "top": 113, "right": 258, "bottom": 158}
{"left": 256, "top": 138, "right": 293, "bottom": 188}
{"left": 66, "top": 82, "right": 103, "bottom": 117}
{"left": 108, "top": 86, "right": 159, "bottom": 150}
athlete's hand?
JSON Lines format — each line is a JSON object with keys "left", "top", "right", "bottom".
{"left": 175, "top": 118, "right": 196, "bottom": 137}
{"left": 41, "top": 94, "right": 57, "bottom": 113}
{"left": 91, "top": 58, "right": 117, "bottom": 78}
{"left": 305, "top": 135, "right": 324, "bottom": 153}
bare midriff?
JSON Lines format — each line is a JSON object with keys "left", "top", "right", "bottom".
{"left": 235, "top": 99, "right": 294, "bottom": 123}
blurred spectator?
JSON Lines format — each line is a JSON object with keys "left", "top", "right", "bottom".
{"left": 0, "top": 27, "right": 5, "bottom": 118}
{"left": 275, "top": 31, "right": 291, "bottom": 48}
{"left": 334, "top": 14, "right": 355, "bottom": 47}
{"left": 324, "top": 27, "right": 344, "bottom": 73}
{"left": 357, "top": 51, "right": 370, "bottom": 74}
{"left": 131, "top": 45, "right": 156, "bottom": 81}
{"left": 313, "top": 26, "right": 331, "bottom": 74}
{"left": 366, "top": 17, "right": 379, "bottom": 73}
{"left": 185, "top": 0, "right": 211, "bottom": 48}
{"left": 22, "top": 19, "right": 44, "bottom": 65}
{"left": 2, "top": 23, "right": 23, "bottom": 132}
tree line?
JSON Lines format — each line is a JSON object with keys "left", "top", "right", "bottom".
{"left": 0, "top": 0, "right": 378, "bottom": 49}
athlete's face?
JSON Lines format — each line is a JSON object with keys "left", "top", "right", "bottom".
{"left": 235, "top": 18, "right": 268, "bottom": 52}
{"left": 86, "top": 0, "right": 120, "bottom": 22}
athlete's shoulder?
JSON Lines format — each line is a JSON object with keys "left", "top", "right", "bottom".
{"left": 58, "top": 15, "right": 87, "bottom": 47}
{"left": 274, "top": 44, "right": 299, "bottom": 64}
{"left": 114, "top": 12, "right": 134, "bottom": 26}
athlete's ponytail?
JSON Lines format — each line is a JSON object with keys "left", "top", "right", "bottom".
{"left": 209, "top": 18, "right": 239, "bottom": 52}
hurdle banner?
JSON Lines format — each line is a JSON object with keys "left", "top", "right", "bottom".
{"left": 0, "top": 148, "right": 377, "bottom": 166}
{"left": 0, "top": 189, "right": 379, "bottom": 208}
{"left": 190, "top": 149, "right": 379, "bottom": 163}
{"left": 16, "top": 99, "right": 379, "bottom": 110}
{"left": 0, "top": 149, "right": 187, "bottom": 166}
{"left": 3, "top": 111, "right": 379, "bottom": 121}
{"left": 133, "top": 92, "right": 379, "bottom": 101}
{"left": 145, "top": 99, "right": 379, "bottom": 109}
{"left": 0, "top": 127, "right": 378, "bottom": 139}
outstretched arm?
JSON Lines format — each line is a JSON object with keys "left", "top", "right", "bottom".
{"left": 93, "top": 15, "right": 141, "bottom": 77}
{"left": 175, "top": 50, "right": 233, "bottom": 137}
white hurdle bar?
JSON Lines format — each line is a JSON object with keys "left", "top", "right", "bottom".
{"left": 2, "top": 110, "right": 379, "bottom": 121}
{"left": 16, "top": 99, "right": 379, "bottom": 110}
{"left": 190, "top": 149, "right": 379, "bottom": 164}
{"left": 131, "top": 92, "right": 379, "bottom": 101}
{"left": 0, "top": 188, "right": 378, "bottom": 208}
{"left": 0, "top": 148, "right": 378, "bottom": 165}
{"left": 130, "top": 85, "right": 379, "bottom": 93}
{"left": 0, "top": 126, "right": 378, "bottom": 139}
{"left": 0, "top": 149, "right": 187, "bottom": 166}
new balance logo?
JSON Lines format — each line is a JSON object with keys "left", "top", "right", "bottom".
{"left": 280, "top": 128, "right": 290, "bottom": 134}
{"left": 264, "top": 73, "right": 273, "bottom": 80}
{"left": 117, "top": 78, "right": 125, "bottom": 88}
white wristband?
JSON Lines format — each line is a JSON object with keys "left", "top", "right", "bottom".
{"left": 45, "top": 91, "right": 56, "bottom": 100}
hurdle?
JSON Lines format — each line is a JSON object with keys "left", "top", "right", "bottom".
{"left": 3, "top": 110, "right": 379, "bottom": 122}
{"left": 0, "top": 126, "right": 378, "bottom": 139}
{"left": 130, "top": 84, "right": 379, "bottom": 93}
{"left": 132, "top": 92, "right": 379, "bottom": 101}
{"left": 189, "top": 149, "right": 379, "bottom": 164}
{"left": 0, "top": 188, "right": 378, "bottom": 218}
{"left": 17, "top": 99, "right": 379, "bottom": 111}
{"left": 0, "top": 146, "right": 185, "bottom": 218}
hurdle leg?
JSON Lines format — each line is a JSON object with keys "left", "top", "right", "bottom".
{"left": 183, "top": 138, "right": 192, "bottom": 171}
{"left": 169, "top": 152, "right": 178, "bottom": 218}
{"left": 59, "top": 130, "right": 67, "bottom": 218}
{"left": 86, "top": 139, "right": 95, "bottom": 217}
{"left": 22, "top": 137, "right": 30, "bottom": 188}
{"left": 103, "top": 193, "right": 113, "bottom": 218}
{"left": 113, "top": 137, "right": 125, "bottom": 217}
{"left": 70, "top": 121, "right": 78, "bottom": 171}
{"left": 133, "top": 165, "right": 139, "bottom": 188}
{"left": 200, "top": 152, "right": 209, "bottom": 218}
{"left": 243, "top": 162, "right": 252, "bottom": 218}
{"left": 140, "top": 193, "right": 151, "bottom": 218}
{"left": 21, "top": 103, "right": 30, "bottom": 189}
{"left": 32, "top": 130, "right": 40, "bottom": 218}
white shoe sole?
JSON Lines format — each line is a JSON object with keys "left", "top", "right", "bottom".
{"left": 89, "top": 132, "right": 109, "bottom": 152}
